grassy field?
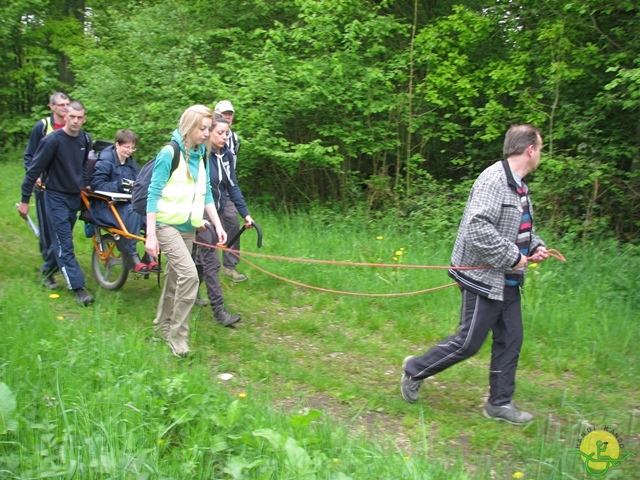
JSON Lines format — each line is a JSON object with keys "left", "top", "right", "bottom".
{"left": 1, "top": 158, "right": 639, "bottom": 479}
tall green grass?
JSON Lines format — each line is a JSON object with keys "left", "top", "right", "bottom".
{"left": 1, "top": 158, "right": 638, "bottom": 478}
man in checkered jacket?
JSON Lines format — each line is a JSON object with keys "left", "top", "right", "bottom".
{"left": 401, "top": 124, "right": 550, "bottom": 425}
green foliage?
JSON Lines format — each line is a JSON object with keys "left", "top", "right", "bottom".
{"left": 0, "top": 383, "right": 18, "bottom": 435}
{"left": 68, "top": 1, "right": 226, "bottom": 155}
{"left": 3, "top": 0, "right": 640, "bottom": 239}
{"left": 0, "top": 0, "right": 76, "bottom": 147}
{"left": 531, "top": 153, "right": 637, "bottom": 241}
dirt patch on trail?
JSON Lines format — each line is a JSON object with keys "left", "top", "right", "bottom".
{"left": 272, "top": 393, "right": 414, "bottom": 451}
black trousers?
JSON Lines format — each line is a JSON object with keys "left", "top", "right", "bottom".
{"left": 194, "top": 218, "right": 225, "bottom": 309}
{"left": 220, "top": 193, "right": 240, "bottom": 269}
{"left": 405, "top": 286, "right": 523, "bottom": 406}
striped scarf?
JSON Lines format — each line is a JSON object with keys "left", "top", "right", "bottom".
{"left": 505, "top": 184, "right": 532, "bottom": 287}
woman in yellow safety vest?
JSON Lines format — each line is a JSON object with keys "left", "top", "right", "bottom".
{"left": 145, "top": 105, "right": 226, "bottom": 358}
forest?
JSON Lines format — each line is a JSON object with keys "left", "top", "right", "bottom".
{"left": 2, "top": 0, "right": 639, "bottom": 241}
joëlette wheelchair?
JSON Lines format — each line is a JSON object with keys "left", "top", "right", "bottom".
{"left": 80, "top": 190, "right": 263, "bottom": 291}
{"left": 80, "top": 189, "right": 148, "bottom": 290}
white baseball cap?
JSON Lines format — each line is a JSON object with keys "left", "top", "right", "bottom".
{"left": 215, "top": 100, "right": 234, "bottom": 113}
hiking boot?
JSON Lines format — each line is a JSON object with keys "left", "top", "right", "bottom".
{"left": 194, "top": 294, "right": 209, "bottom": 307}
{"left": 214, "top": 305, "right": 241, "bottom": 327}
{"left": 167, "top": 339, "right": 190, "bottom": 358}
{"left": 221, "top": 266, "right": 247, "bottom": 283}
{"left": 400, "top": 356, "right": 423, "bottom": 403}
{"left": 39, "top": 274, "right": 58, "bottom": 290}
{"left": 484, "top": 401, "right": 533, "bottom": 425}
{"left": 74, "top": 287, "right": 94, "bottom": 306}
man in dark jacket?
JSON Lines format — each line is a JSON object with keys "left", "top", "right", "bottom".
{"left": 400, "top": 124, "right": 550, "bottom": 424}
{"left": 23, "top": 92, "right": 69, "bottom": 264}
{"left": 18, "top": 101, "right": 94, "bottom": 306}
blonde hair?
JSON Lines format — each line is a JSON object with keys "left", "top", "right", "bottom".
{"left": 178, "top": 104, "right": 214, "bottom": 162}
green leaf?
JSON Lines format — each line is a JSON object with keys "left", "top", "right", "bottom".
{"left": 290, "top": 408, "right": 322, "bottom": 429}
{"left": 253, "top": 428, "right": 284, "bottom": 450}
{"left": 284, "top": 437, "right": 313, "bottom": 473}
{"left": 331, "top": 474, "right": 354, "bottom": 480}
{"left": 0, "top": 382, "right": 18, "bottom": 435}
{"left": 223, "top": 456, "right": 262, "bottom": 480}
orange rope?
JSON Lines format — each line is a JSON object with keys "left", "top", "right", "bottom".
{"left": 536, "top": 249, "right": 566, "bottom": 262}
{"left": 241, "top": 254, "right": 459, "bottom": 297}
{"left": 194, "top": 241, "right": 565, "bottom": 298}
{"left": 198, "top": 242, "right": 481, "bottom": 270}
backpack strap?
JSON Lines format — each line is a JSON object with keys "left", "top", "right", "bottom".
{"left": 166, "top": 140, "right": 207, "bottom": 174}
{"left": 83, "top": 132, "right": 91, "bottom": 161}
{"left": 169, "top": 140, "right": 180, "bottom": 174}
{"left": 41, "top": 117, "right": 54, "bottom": 136}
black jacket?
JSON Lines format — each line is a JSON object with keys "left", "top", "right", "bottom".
{"left": 90, "top": 145, "right": 140, "bottom": 226}
{"left": 23, "top": 114, "right": 56, "bottom": 171}
{"left": 21, "top": 129, "right": 91, "bottom": 202}
{"left": 209, "top": 146, "right": 249, "bottom": 218}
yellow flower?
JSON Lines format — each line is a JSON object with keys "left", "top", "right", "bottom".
{"left": 512, "top": 473, "right": 524, "bottom": 479}
{"left": 333, "top": 458, "right": 340, "bottom": 464}
{"left": 49, "top": 294, "right": 59, "bottom": 299}
{"left": 393, "top": 257, "right": 398, "bottom": 262}
{"left": 238, "top": 393, "right": 247, "bottom": 398}
{"left": 400, "top": 248, "right": 405, "bottom": 251}
{"left": 404, "top": 456, "right": 410, "bottom": 461}
{"left": 376, "top": 236, "right": 383, "bottom": 240}
{"left": 88, "top": 330, "right": 92, "bottom": 333}
{"left": 395, "top": 251, "right": 403, "bottom": 256}
{"left": 157, "top": 439, "right": 165, "bottom": 445}
{"left": 529, "top": 263, "right": 538, "bottom": 268}
{"left": 56, "top": 316, "right": 64, "bottom": 321}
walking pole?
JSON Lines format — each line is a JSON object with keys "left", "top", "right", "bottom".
{"left": 15, "top": 203, "right": 40, "bottom": 237}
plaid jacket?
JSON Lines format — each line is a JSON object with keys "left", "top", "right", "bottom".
{"left": 448, "top": 160, "right": 545, "bottom": 301}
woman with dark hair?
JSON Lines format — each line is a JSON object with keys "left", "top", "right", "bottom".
{"left": 195, "top": 116, "right": 254, "bottom": 327}
{"left": 91, "top": 129, "right": 154, "bottom": 272}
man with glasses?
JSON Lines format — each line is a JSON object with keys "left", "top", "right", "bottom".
{"left": 22, "top": 92, "right": 69, "bottom": 285}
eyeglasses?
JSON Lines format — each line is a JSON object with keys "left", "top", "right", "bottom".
{"left": 118, "top": 144, "right": 137, "bottom": 152}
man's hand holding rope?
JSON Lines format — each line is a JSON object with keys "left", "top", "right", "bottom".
{"left": 528, "top": 246, "right": 549, "bottom": 263}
